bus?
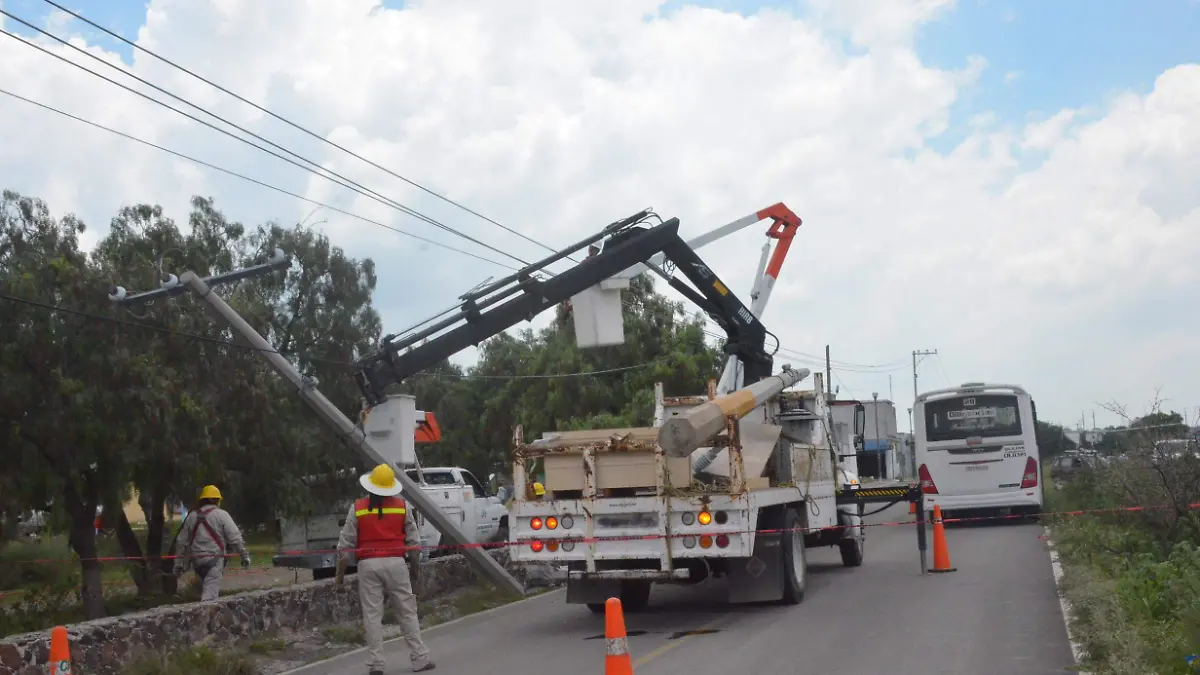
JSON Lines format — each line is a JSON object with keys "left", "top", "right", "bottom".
{"left": 914, "top": 383, "right": 1043, "bottom": 519}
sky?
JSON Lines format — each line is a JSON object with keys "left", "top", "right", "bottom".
{"left": 1, "top": 0, "right": 1198, "bottom": 432}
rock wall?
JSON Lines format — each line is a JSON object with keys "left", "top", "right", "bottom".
{"left": 0, "top": 550, "right": 557, "bottom": 675}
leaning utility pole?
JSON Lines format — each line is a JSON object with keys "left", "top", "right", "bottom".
{"left": 109, "top": 251, "right": 524, "bottom": 595}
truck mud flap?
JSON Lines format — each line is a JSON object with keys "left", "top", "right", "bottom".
{"left": 726, "top": 531, "right": 784, "bottom": 604}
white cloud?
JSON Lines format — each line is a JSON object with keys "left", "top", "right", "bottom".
{"left": 0, "top": 0, "right": 1198, "bottom": 428}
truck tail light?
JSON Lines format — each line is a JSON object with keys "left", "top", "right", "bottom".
{"left": 697, "top": 510, "right": 713, "bottom": 526}
{"left": 546, "top": 516, "right": 558, "bottom": 530}
{"left": 530, "top": 539, "right": 543, "bottom": 552}
{"left": 530, "top": 517, "right": 543, "bottom": 530}
{"left": 699, "top": 535, "right": 713, "bottom": 549}
{"left": 715, "top": 534, "right": 729, "bottom": 548}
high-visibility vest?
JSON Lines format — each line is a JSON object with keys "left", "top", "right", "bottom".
{"left": 354, "top": 496, "right": 408, "bottom": 560}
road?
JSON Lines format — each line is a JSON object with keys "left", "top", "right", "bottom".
{"left": 288, "top": 504, "right": 1077, "bottom": 675}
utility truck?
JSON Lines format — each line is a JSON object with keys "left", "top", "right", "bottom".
{"left": 343, "top": 203, "right": 919, "bottom": 603}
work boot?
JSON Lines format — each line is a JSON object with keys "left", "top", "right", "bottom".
{"left": 413, "top": 663, "right": 436, "bottom": 672}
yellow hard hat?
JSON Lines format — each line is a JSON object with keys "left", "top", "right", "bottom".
{"left": 361, "top": 463, "right": 403, "bottom": 497}
{"left": 198, "top": 485, "right": 222, "bottom": 501}
{"left": 533, "top": 482, "right": 545, "bottom": 497}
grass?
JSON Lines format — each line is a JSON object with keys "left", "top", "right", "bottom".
{"left": 246, "top": 637, "right": 287, "bottom": 655}
{"left": 125, "top": 647, "right": 257, "bottom": 675}
{"left": 1046, "top": 471, "right": 1200, "bottom": 675}
{"left": 322, "top": 625, "right": 366, "bottom": 645}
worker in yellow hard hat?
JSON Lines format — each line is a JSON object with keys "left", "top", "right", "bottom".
{"left": 337, "top": 464, "right": 435, "bottom": 674}
{"left": 172, "top": 485, "right": 251, "bottom": 601}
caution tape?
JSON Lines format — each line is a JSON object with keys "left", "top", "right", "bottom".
{"left": 2, "top": 501, "right": 1197, "bottom": 566}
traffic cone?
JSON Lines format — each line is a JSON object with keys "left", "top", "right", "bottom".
{"left": 604, "top": 597, "right": 634, "bottom": 675}
{"left": 909, "top": 501, "right": 917, "bottom": 516}
{"left": 49, "top": 625, "right": 72, "bottom": 675}
{"left": 929, "top": 504, "right": 956, "bottom": 573}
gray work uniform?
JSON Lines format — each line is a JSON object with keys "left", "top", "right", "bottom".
{"left": 337, "top": 501, "right": 432, "bottom": 672}
{"left": 173, "top": 505, "right": 250, "bottom": 601}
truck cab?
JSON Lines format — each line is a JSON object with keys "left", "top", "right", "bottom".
{"left": 273, "top": 465, "right": 507, "bottom": 579}
{"left": 403, "top": 467, "right": 510, "bottom": 557}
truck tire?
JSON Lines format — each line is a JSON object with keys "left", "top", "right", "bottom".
{"left": 839, "top": 536, "right": 865, "bottom": 567}
{"left": 780, "top": 508, "right": 808, "bottom": 605}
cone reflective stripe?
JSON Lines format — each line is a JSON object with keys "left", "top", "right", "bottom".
{"left": 604, "top": 597, "right": 634, "bottom": 675}
{"left": 929, "top": 504, "right": 957, "bottom": 573}
{"left": 49, "top": 625, "right": 72, "bottom": 675}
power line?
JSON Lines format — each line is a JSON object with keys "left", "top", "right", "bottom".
{"left": 0, "top": 87, "right": 519, "bottom": 271}
{"left": 0, "top": 14, "right": 531, "bottom": 268}
{"left": 36, "top": 0, "right": 578, "bottom": 265}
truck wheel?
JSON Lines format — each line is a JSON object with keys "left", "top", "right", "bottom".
{"left": 619, "top": 581, "right": 652, "bottom": 612}
{"left": 838, "top": 536, "right": 865, "bottom": 567}
{"left": 587, "top": 603, "right": 605, "bottom": 614}
{"left": 312, "top": 567, "right": 336, "bottom": 581}
{"left": 780, "top": 509, "right": 807, "bottom": 605}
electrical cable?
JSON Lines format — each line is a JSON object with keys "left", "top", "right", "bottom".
{"left": 0, "top": 87, "right": 519, "bottom": 271}
{"left": 0, "top": 16, "right": 530, "bottom": 268}
{"left": 36, "top": 0, "right": 579, "bottom": 265}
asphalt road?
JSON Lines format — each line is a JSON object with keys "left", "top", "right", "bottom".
{"left": 289, "top": 504, "right": 1077, "bottom": 675}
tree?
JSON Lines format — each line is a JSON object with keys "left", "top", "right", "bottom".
{"left": 1035, "top": 420, "right": 1077, "bottom": 458}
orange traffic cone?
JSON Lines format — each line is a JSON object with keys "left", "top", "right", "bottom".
{"left": 605, "top": 597, "right": 634, "bottom": 675}
{"left": 49, "top": 625, "right": 72, "bottom": 675}
{"left": 929, "top": 504, "right": 956, "bottom": 573}
{"left": 909, "top": 501, "right": 917, "bottom": 516}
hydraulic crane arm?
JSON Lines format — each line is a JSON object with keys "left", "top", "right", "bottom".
{"left": 352, "top": 209, "right": 775, "bottom": 407}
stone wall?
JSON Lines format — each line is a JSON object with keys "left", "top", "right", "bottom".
{"left": 0, "top": 550, "right": 557, "bottom": 675}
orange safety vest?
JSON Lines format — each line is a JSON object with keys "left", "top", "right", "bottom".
{"left": 354, "top": 496, "right": 409, "bottom": 560}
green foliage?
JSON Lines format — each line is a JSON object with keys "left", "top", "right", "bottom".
{"left": 1035, "top": 420, "right": 1077, "bottom": 458}
{"left": 1047, "top": 448, "right": 1200, "bottom": 675}
{"left": 0, "top": 190, "right": 724, "bottom": 623}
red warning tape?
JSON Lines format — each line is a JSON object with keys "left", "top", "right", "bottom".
{"left": 2, "top": 502, "right": 1197, "bottom": 567}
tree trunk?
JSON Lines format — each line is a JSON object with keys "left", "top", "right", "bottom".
{"left": 67, "top": 509, "right": 105, "bottom": 620}
{"left": 138, "top": 485, "right": 170, "bottom": 595}
{"left": 111, "top": 508, "right": 153, "bottom": 596}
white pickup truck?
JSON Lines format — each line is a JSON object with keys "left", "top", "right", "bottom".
{"left": 273, "top": 466, "right": 509, "bottom": 579}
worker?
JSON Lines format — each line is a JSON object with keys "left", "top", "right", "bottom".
{"left": 172, "top": 485, "right": 251, "bottom": 601}
{"left": 337, "top": 464, "right": 435, "bottom": 674}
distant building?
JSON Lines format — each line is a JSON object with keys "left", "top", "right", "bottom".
{"left": 830, "top": 398, "right": 900, "bottom": 480}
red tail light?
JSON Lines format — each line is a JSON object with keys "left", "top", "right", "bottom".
{"left": 530, "top": 539, "right": 544, "bottom": 552}
{"left": 715, "top": 534, "right": 729, "bottom": 548}
{"left": 918, "top": 464, "right": 938, "bottom": 494}
{"left": 1020, "top": 457, "right": 1039, "bottom": 489}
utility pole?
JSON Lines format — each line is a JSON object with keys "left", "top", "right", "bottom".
{"left": 825, "top": 345, "right": 832, "bottom": 397}
{"left": 109, "top": 252, "right": 525, "bottom": 596}
{"left": 889, "top": 374, "right": 893, "bottom": 402}
{"left": 912, "top": 349, "right": 938, "bottom": 402}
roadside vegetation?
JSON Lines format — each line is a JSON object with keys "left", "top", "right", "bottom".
{"left": 1046, "top": 402, "right": 1199, "bottom": 675}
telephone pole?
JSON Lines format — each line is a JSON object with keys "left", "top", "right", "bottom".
{"left": 912, "top": 349, "right": 938, "bottom": 401}
{"left": 825, "top": 344, "right": 832, "bottom": 397}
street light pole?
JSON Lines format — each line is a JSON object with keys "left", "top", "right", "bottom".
{"left": 872, "top": 392, "right": 881, "bottom": 479}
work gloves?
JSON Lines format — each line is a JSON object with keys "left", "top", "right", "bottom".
{"left": 241, "top": 555, "right": 251, "bottom": 569}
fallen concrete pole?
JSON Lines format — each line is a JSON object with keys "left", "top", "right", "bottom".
{"left": 658, "top": 365, "right": 809, "bottom": 458}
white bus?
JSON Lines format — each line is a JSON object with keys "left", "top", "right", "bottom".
{"left": 914, "top": 383, "right": 1043, "bottom": 518}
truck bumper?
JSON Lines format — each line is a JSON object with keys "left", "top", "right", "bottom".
{"left": 568, "top": 569, "right": 691, "bottom": 582}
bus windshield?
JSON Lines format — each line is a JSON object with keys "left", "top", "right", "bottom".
{"left": 924, "top": 394, "right": 1023, "bottom": 442}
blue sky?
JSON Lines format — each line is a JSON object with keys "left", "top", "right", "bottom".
{"left": 6, "top": 0, "right": 1199, "bottom": 155}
